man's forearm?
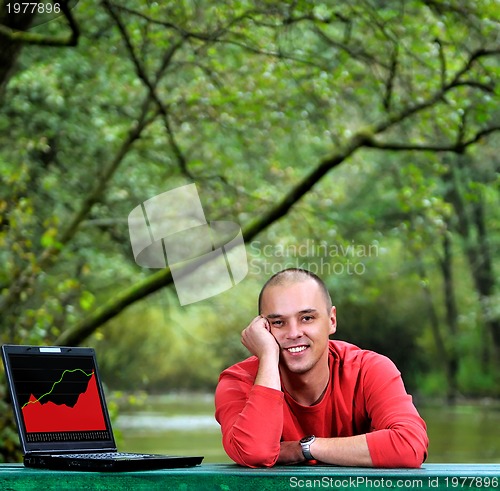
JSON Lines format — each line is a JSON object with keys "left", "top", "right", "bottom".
{"left": 217, "top": 384, "right": 284, "bottom": 468}
{"left": 278, "top": 435, "right": 373, "bottom": 467}
{"left": 254, "top": 352, "right": 281, "bottom": 390}
{"left": 312, "top": 435, "right": 373, "bottom": 466}
{"left": 241, "top": 315, "right": 281, "bottom": 391}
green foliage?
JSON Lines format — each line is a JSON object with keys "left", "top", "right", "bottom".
{"left": 0, "top": 0, "right": 499, "bottom": 415}
{"left": 0, "top": 371, "right": 22, "bottom": 463}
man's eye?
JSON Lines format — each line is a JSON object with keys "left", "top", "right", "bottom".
{"left": 302, "top": 316, "right": 314, "bottom": 322}
{"left": 271, "top": 320, "right": 283, "bottom": 327}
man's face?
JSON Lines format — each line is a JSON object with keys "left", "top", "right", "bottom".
{"left": 260, "top": 279, "right": 336, "bottom": 375}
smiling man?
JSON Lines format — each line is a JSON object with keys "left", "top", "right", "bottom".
{"left": 215, "top": 268, "right": 428, "bottom": 468}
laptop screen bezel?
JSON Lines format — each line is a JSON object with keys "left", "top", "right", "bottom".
{"left": 1, "top": 344, "right": 117, "bottom": 454}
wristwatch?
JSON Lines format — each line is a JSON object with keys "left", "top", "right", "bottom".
{"left": 299, "top": 435, "right": 316, "bottom": 461}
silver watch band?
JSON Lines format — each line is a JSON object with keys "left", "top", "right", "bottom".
{"left": 300, "top": 435, "right": 316, "bottom": 460}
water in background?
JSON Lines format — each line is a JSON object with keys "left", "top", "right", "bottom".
{"left": 420, "top": 403, "right": 500, "bottom": 463}
{"left": 115, "top": 394, "right": 500, "bottom": 464}
{"left": 115, "top": 393, "right": 228, "bottom": 463}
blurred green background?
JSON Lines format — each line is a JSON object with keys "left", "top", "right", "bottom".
{"left": 1, "top": 0, "right": 499, "bottom": 463}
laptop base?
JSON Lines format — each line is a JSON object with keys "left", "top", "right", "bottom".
{"left": 24, "top": 454, "right": 203, "bottom": 472}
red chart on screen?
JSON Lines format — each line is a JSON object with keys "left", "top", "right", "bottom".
{"left": 22, "top": 372, "right": 107, "bottom": 433}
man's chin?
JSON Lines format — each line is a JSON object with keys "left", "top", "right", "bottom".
{"left": 280, "top": 357, "right": 313, "bottom": 375}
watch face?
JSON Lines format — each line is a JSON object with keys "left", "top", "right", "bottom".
{"left": 300, "top": 435, "right": 315, "bottom": 444}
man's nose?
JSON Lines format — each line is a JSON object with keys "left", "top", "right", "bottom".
{"left": 286, "top": 320, "right": 303, "bottom": 339}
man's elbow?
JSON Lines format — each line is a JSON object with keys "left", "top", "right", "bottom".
{"left": 224, "top": 437, "right": 279, "bottom": 468}
{"left": 390, "top": 448, "right": 427, "bottom": 468}
{"left": 227, "top": 448, "right": 278, "bottom": 468}
{"left": 232, "top": 452, "right": 277, "bottom": 468}
{"left": 370, "top": 430, "right": 429, "bottom": 468}
{"left": 377, "top": 443, "right": 428, "bottom": 468}
{"left": 397, "top": 430, "right": 429, "bottom": 468}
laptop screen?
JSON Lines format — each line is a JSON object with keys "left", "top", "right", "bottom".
{"left": 2, "top": 345, "right": 116, "bottom": 453}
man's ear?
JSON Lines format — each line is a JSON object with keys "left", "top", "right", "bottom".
{"left": 329, "top": 306, "right": 337, "bottom": 335}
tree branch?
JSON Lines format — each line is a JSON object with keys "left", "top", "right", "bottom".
{"left": 55, "top": 268, "right": 174, "bottom": 345}
{"left": 312, "top": 23, "right": 389, "bottom": 69}
{"left": 0, "top": 1, "right": 79, "bottom": 47}
{"left": 452, "top": 48, "right": 500, "bottom": 84}
{"left": 102, "top": 0, "right": 193, "bottom": 178}
{"left": 435, "top": 38, "right": 447, "bottom": 89}
{"left": 383, "top": 44, "right": 399, "bottom": 110}
{"left": 364, "top": 124, "right": 500, "bottom": 153}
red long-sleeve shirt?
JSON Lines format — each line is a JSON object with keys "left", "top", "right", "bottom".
{"left": 215, "top": 340, "right": 428, "bottom": 468}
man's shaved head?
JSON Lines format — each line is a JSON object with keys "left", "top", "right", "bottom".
{"left": 258, "top": 268, "right": 332, "bottom": 314}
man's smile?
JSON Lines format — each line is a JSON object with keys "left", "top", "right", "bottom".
{"left": 284, "top": 345, "right": 309, "bottom": 354}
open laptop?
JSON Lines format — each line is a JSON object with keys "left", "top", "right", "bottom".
{"left": 1, "top": 344, "right": 204, "bottom": 471}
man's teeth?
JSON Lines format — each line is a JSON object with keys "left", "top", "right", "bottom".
{"left": 287, "top": 346, "right": 307, "bottom": 353}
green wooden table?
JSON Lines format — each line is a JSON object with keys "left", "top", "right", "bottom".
{"left": 1, "top": 463, "right": 499, "bottom": 490}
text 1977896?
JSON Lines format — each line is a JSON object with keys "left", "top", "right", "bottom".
{"left": 6, "top": 3, "right": 61, "bottom": 14}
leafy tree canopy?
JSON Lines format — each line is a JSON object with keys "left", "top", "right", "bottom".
{"left": 0, "top": 0, "right": 499, "bottom": 397}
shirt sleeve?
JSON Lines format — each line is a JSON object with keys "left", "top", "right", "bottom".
{"left": 362, "top": 353, "right": 429, "bottom": 468}
{"left": 215, "top": 370, "right": 284, "bottom": 468}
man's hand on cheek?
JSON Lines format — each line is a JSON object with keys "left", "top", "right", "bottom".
{"left": 241, "top": 316, "right": 280, "bottom": 361}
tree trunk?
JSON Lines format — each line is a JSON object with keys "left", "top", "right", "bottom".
{"left": 0, "top": 2, "right": 36, "bottom": 94}
{"left": 442, "top": 155, "right": 499, "bottom": 381}
{"left": 415, "top": 253, "right": 457, "bottom": 403}
{"left": 470, "top": 191, "right": 500, "bottom": 372}
{"left": 439, "top": 231, "right": 460, "bottom": 403}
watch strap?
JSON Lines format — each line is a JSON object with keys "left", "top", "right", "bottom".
{"left": 300, "top": 435, "right": 316, "bottom": 461}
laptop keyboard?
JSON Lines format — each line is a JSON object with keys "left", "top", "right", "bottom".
{"left": 54, "top": 452, "right": 156, "bottom": 459}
